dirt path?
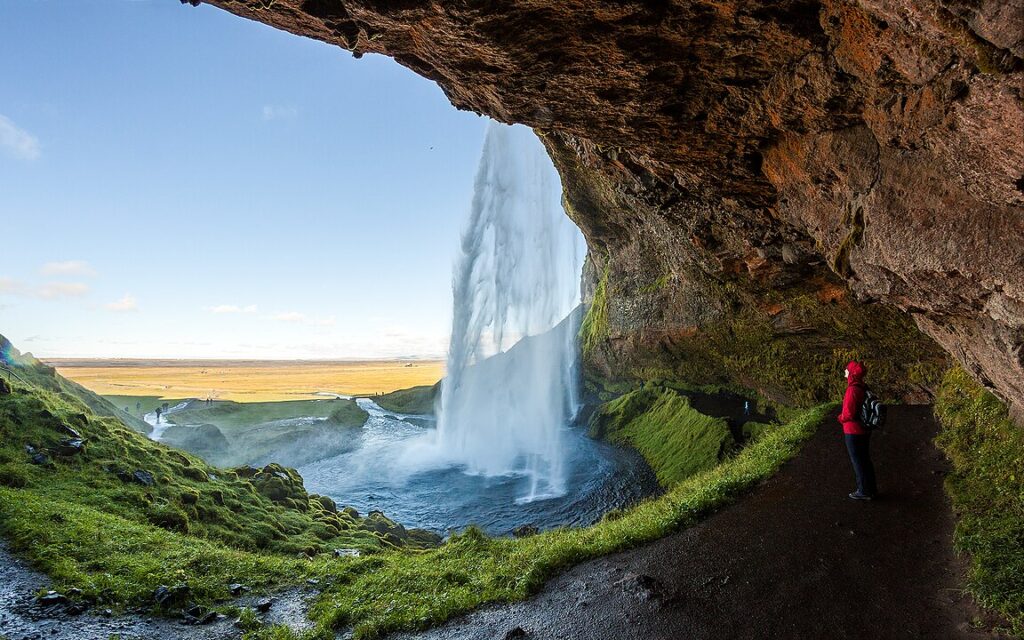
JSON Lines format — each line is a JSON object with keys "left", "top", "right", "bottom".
{"left": 394, "top": 405, "right": 1004, "bottom": 640}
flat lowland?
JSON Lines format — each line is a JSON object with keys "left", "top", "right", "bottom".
{"left": 46, "top": 358, "right": 445, "bottom": 403}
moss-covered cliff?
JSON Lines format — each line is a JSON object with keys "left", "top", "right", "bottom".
{"left": 199, "top": 0, "right": 1023, "bottom": 422}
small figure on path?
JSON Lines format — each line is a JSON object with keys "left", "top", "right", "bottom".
{"left": 839, "top": 360, "right": 877, "bottom": 500}
{"left": 155, "top": 406, "right": 162, "bottom": 424}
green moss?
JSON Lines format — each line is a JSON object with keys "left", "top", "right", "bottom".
{"left": 590, "top": 386, "right": 734, "bottom": 487}
{"left": 579, "top": 262, "right": 610, "bottom": 357}
{"left": 934, "top": 369, "right": 1023, "bottom": 635}
{"left": 741, "top": 421, "right": 774, "bottom": 441}
{"left": 372, "top": 383, "right": 440, "bottom": 415}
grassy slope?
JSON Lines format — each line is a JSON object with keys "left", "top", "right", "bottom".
{"left": 0, "top": 348, "right": 439, "bottom": 612}
{"left": 371, "top": 383, "right": 439, "bottom": 415}
{"left": 934, "top": 369, "right": 1024, "bottom": 635}
{"left": 588, "top": 386, "right": 735, "bottom": 488}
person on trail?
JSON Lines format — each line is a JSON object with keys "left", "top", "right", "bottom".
{"left": 839, "top": 360, "right": 877, "bottom": 500}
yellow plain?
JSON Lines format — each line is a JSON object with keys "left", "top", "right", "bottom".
{"left": 50, "top": 359, "right": 445, "bottom": 403}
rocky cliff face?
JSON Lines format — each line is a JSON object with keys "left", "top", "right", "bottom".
{"left": 198, "top": 0, "right": 1023, "bottom": 418}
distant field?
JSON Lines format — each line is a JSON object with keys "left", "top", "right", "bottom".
{"left": 48, "top": 359, "right": 445, "bottom": 403}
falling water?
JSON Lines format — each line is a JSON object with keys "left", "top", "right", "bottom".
{"left": 435, "top": 122, "right": 584, "bottom": 502}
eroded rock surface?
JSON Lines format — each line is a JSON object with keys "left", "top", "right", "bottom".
{"left": 199, "top": 0, "right": 1023, "bottom": 418}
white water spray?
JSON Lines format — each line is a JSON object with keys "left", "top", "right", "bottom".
{"left": 435, "top": 122, "right": 584, "bottom": 501}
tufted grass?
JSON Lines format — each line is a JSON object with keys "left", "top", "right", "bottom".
{"left": 934, "top": 368, "right": 1024, "bottom": 635}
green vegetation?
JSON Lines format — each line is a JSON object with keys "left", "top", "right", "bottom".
{"left": 1, "top": 334, "right": 831, "bottom": 638}
{"left": 274, "top": 402, "right": 829, "bottom": 639}
{"left": 598, "top": 289, "right": 948, "bottom": 408}
{"left": 372, "top": 383, "right": 439, "bottom": 415}
{"left": 579, "top": 262, "right": 609, "bottom": 357}
{"left": 0, "top": 340, "right": 439, "bottom": 613}
{"left": 588, "top": 386, "right": 734, "bottom": 487}
{"left": 934, "top": 368, "right": 1024, "bottom": 635}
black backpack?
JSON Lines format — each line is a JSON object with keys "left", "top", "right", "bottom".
{"left": 859, "top": 388, "right": 886, "bottom": 431}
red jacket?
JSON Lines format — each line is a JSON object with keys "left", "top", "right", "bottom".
{"left": 838, "top": 360, "right": 867, "bottom": 435}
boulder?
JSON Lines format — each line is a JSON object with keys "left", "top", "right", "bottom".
{"left": 54, "top": 438, "right": 85, "bottom": 456}
{"left": 332, "top": 548, "right": 360, "bottom": 558}
{"left": 153, "top": 583, "right": 190, "bottom": 608}
{"left": 132, "top": 470, "right": 155, "bottom": 486}
{"left": 36, "top": 591, "right": 68, "bottom": 607}
{"left": 30, "top": 452, "right": 51, "bottom": 466}
{"left": 512, "top": 525, "right": 539, "bottom": 538}
{"left": 0, "top": 378, "right": 10, "bottom": 395}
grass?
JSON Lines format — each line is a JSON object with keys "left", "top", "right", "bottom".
{"left": 1, "top": 334, "right": 832, "bottom": 638}
{"left": 371, "top": 383, "right": 440, "bottom": 415}
{"left": 0, "top": 342, "right": 441, "bottom": 612}
{"left": 588, "top": 385, "right": 735, "bottom": 487}
{"left": 934, "top": 368, "right": 1024, "bottom": 635}
{"left": 51, "top": 359, "right": 445, "bottom": 403}
{"left": 257, "top": 403, "right": 831, "bottom": 639}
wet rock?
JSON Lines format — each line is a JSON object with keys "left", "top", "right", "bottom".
{"left": 333, "top": 548, "right": 360, "bottom": 558}
{"left": 57, "top": 424, "right": 82, "bottom": 439}
{"left": 30, "top": 453, "right": 50, "bottom": 466}
{"left": 503, "top": 626, "right": 529, "bottom": 639}
{"left": 228, "top": 583, "right": 248, "bottom": 596}
{"left": 152, "top": 583, "right": 190, "bottom": 608}
{"left": 342, "top": 506, "right": 360, "bottom": 519}
{"left": 54, "top": 439, "right": 84, "bottom": 456}
{"left": 255, "top": 598, "right": 274, "bottom": 613}
{"left": 132, "top": 470, "right": 155, "bottom": 486}
{"left": 512, "top": 525, "right": 539, "bottom": 538}
{"left": 314, "top": 494, "right": 337, "bottom": 513}
{"left": 36, "top": 591, "right": 68, "bottom": 607}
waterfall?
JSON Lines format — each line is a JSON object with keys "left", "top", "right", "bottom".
{"left": 435, "top": 122, "right": 584, "bottom": 502}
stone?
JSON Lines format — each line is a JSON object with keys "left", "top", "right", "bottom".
{"left": 153, "top": 584, "right": 190, "bottom": 608}
{"left": 54, "top": 439, "right": 84, "bottom": 456}
{"left": 132, "top": 470, "right": 155, "bottom": 486}
{"left": 30, "top": 453, "right": 50, "bottom": 466}
{"left": 36, "top": 591, "right": 68, "bottom": 607}
{"left": 255, "top": 598, "right": 274, "bottom": 613}
{"left": 333, "top": 548, "right": 360, "bottom": 558}
{"left": 228, "top": 583, "right": 248, "bottom": 596}
{"left": 512, "top": 525, "right": 539, "bottom": 538}
{"left": 0, "top": 378, "right": 10, "bottom": 394}
{"left": 503, "top": 627, "right": 528, "bottom": 639}
{"left": 57, "top": 424, "right": 82, "bottom": 439}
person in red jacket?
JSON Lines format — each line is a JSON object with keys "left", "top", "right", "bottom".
{"left": 839, "top": 360, "right": 877, "bottom": 500}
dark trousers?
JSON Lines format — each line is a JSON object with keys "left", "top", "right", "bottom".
{"left": 845, "top": 433, "right": 877, "bottom": 496}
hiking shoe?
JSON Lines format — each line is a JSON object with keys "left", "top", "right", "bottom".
{"left": 848, "top": 492, "right": 873, "bottom": 501}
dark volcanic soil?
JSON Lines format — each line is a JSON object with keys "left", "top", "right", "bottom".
{"left": 394, "top": 406, "right": 1008, "bottom": 640}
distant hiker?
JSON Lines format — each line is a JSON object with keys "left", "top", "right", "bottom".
{"left": 743, "top": 400, "right": 750, "bottom": 416}
{"left": 136, "top": 401, "right": 141, "bottom": 412}
{"left": 839, "top": 360, "right": 877, "bottom": 500}
{"left": 155, "top": 406, "right": 162, "bottom": 424}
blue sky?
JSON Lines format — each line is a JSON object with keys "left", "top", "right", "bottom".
{"left": 0, "top": 0, "right": 497, "bottom": 359}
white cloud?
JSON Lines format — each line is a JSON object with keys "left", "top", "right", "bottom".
{"left": 37, "top": 282, "right": 90, "bottom": 299}
{"left": 209, "top": 304, "right": 258, "bottom": 314}
{"left": 0, "top": 276, "right": 23, "bottom": 295}
{"left": 272, "top": 311, "right": 306, "bottom": 323}
{"left": 40, "top": 260, "right": 96, "bottom": 277}
{"left": 0, "top": 114, "right": 41, "bottom": 161}
{"left": 105, "top": 293, "right": 138, "bottom": 312}
{"left": 262, "top": 105, "right": 298, "bottom": 121}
